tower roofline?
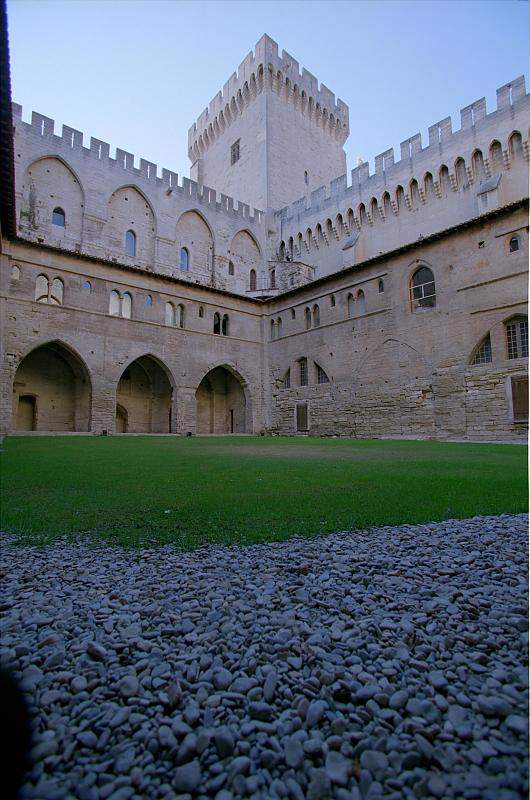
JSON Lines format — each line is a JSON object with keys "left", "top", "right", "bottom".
{"left": 187, "top": 34, "right": 349, "bottom": 158}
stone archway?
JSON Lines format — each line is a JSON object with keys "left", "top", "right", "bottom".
{"left": 12, "top": 341, "right": 92, "bottom": 431}
{"left": 116, "top": 355, "right": 173, "bottom": 433}
{"left": 195, "top": 366, "right": 249, "bottom": 433}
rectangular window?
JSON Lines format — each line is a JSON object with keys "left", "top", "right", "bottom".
{"left": 511, "top": 377, "right": 528, "bottom": 423}
{"left": 299, "top": 359, "right": 308, "bottom": 386}
{"left": 230, "top": 139, "right": 240, "bottom": 165}
{"left": 296, "top": 402, "right": 308, "bottom": 431}
{"left": 507, "top": 318, "right": 528, "bottom": 359}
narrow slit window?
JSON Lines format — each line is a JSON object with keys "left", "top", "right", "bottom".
{"left": 230, "top": 139, "right": 240, "bottom": 165}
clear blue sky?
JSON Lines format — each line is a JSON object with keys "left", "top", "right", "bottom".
{"left": 7, "top": 0, "right": 529, "bottom": 182}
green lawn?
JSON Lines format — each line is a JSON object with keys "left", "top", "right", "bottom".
{"left": 1, "top": 435, "right": 527, "bottom": 548}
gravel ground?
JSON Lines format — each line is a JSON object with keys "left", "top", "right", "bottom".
{"left": 1, "top": 515, "right": 528, "bottom": 800}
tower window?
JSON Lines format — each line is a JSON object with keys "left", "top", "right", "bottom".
{"left": 509, "top": 236, "right": 520, "bottom": 253}
{"left": 125, "top": 229, "right": 136, "bottom": 257}
{"left": 231, "top": 139, "right": 240, "bottom": 165}
{"left": 52, "top": 207, "right": 65, "bottom": 227}
{"left": 180, "top": 247, "right": 189, "bottom": 271}
{"left": 304, "top": 170, "right": 309, "bottom": 185}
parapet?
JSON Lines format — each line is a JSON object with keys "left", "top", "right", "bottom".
{"left": 276, "top": 75, "right": 528, "bottom": 224}
{"left": 12, "top": 103, "right": 264, "bottom": 225}
{"left": 187, "top": 34, "right": 350, "bottom": 158}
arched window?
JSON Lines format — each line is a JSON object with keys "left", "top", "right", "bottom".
{"left": 121, "top": 292, "right": 132, "bottom": 319}
{"left": 165, "top": 301, "right": 176, "bottom": 326}
{"left": 306, "top": 229, "right": 312, "bottom": 251}
{"left": 410, "top": 265, "right": 436, "bottom": 310}
{"left": 35, "top": 274, "right": 49, "bottom": 303}
{"left": 305, "top": 307, "right": 311, "bottom": 330}
{"left": 347, "top": 292, "right": 354, "bottom": 317}
{"left": 125, "top": 230, "right": 136, "bottom": 257}
{"left": 82, "top": 280, "right": 91, "bottom": 292}
{"left": 455, "top": 158, "right": 467, "bottom": 189}
{"left": 228, "top": 260, "right": 234, "bottom": 276}
{"left": 50, "top": 277, "right": 64, "bottom": 305}
{"left": 145, "top": 294, "right": 153, "bottom": 307}
{"left": 198, "top": 305, "right": 204, "bottom": 318}
{"left": 304, "top": 170, "right": 309, "bottom": 185}
{"left": 505, "top": 316, "right": 528, "bottom": 359}
{"left": 509, "top": 236, "right": 520, "bottom": 253}
{"left": 222, "top": 314, "right": 229, "bottom": 336}
{"left": 288, "top": 237, "right": 294, "bottom": 260}
{"left": 270, "top": 319, "right": 276, "bottom": 340}
{"left": 279, "top": 241, "right": 286, "bottom": 260}
{"left": 270, "top": 269, "right": 276, "bottom": 289}
{"left": 509, "top": 131, "right": 523, "bottom": 160}
{"left": 382, "top": 192, "right": 391, "bottom": 215}
{"left": 249, "top": 269, "right": 257, "bottom": 291}
{"left": 336, "top": 214, "right": 343, "bottom": 236}
{"left": 284, "top": 369, "right": 291, "bottom": 389}
{"left": 395, "top": 186, "right": 405, "bottom": 210}
{"left": 489, "top": 140, "right": 503, "bottom": 169}
{"left": 470, "top": 333, "right": 492, "bottom": 365}
{"left": 52, "top": 207, "right": 65, "bottom": 227}
{"left": 472, "top": 150, "right": 486, "bottom": 181}
{"left": 312, "top": 304, "right": 320, "bottom": 327}
{"left": 316, "top": 223, "right": 323, "bottom": 243}
{"left": 439, "top": 165, "right": 450, "bottom": 194}
{"left": 177, "top": 304, "right": 185, "bottom": 329}
{"left": 330, "top": 294, "right": 336, "bottom": 307}
{"left": 213, "top": 312, "right": 221, "bottom": 335}
{"left": 378, "top": 279, "right": 384, "bottom": 293}
{"left": 109, "top": 289, "right": 120, "bottom": 316}
{"left": 10, "top": 264, "right": 20, "bottom": 281}
{"left": 356, "top": 289, "right": 366, "bottom": 315}
{"left": 277, "top": 317, "right": 282, "bottom": 337}
{"left": 299, "top": 358, "right": 308, "bottom": 386}
{"left": 180, "top": 247, "right": 190, "bottom": 271}
{"left": 370, "top": 198, "right": 379, "bottom": 222}
{"left": 316, "top": 364, "right": 330, "bottom": 384}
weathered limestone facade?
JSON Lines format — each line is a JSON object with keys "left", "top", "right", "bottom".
{"left": 1, "top": 35, "right": 528, "bottom": 440}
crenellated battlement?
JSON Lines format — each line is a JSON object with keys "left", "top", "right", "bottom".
{"left": 12, "top": 103, "right": 264, "bottom": 225}
{"left": 276, "top": 75, "right": 528, "bottom": 226}
{"left": 187, "top": 33, "right": 349, "bottom": 160}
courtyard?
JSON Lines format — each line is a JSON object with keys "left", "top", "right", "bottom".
{"left": 1, "top": 436, "right": 528, "bottom": 799}
{"left": 1, "top": 435, "right": 527, "bottom": 547}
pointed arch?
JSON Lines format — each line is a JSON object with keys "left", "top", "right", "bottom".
{"left": 12, "top": 339, "right": 93, "bottom": 432}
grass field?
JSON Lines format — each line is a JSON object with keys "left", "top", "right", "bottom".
{"left": 1, "top": 435, "right": 527, "bottom": 548}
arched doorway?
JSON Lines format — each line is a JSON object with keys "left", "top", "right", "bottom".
{"left": 116, "top": 356, "right": 173, "bottom": 433}
{"left": 195, "top": 366, "right": 249, "bottom": 433}
{"left": 115, "top": 404, "right": 128, "bottom": 433}
{"left": 12, "top": 342, "right": 92, "bottom": 431}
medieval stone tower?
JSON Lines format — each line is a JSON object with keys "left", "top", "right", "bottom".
{"left": 188, "top": 34, "right": 349, "bottom": 212}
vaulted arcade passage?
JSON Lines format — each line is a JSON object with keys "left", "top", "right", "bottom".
{"left": 195, "top": 366, "right": 247, "bottom": 433}
{"left": 116, "top": 356, "right": 173, "bottom": 433}
{"left": 13, "top": 342, "right": 91, "bottom": 431}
